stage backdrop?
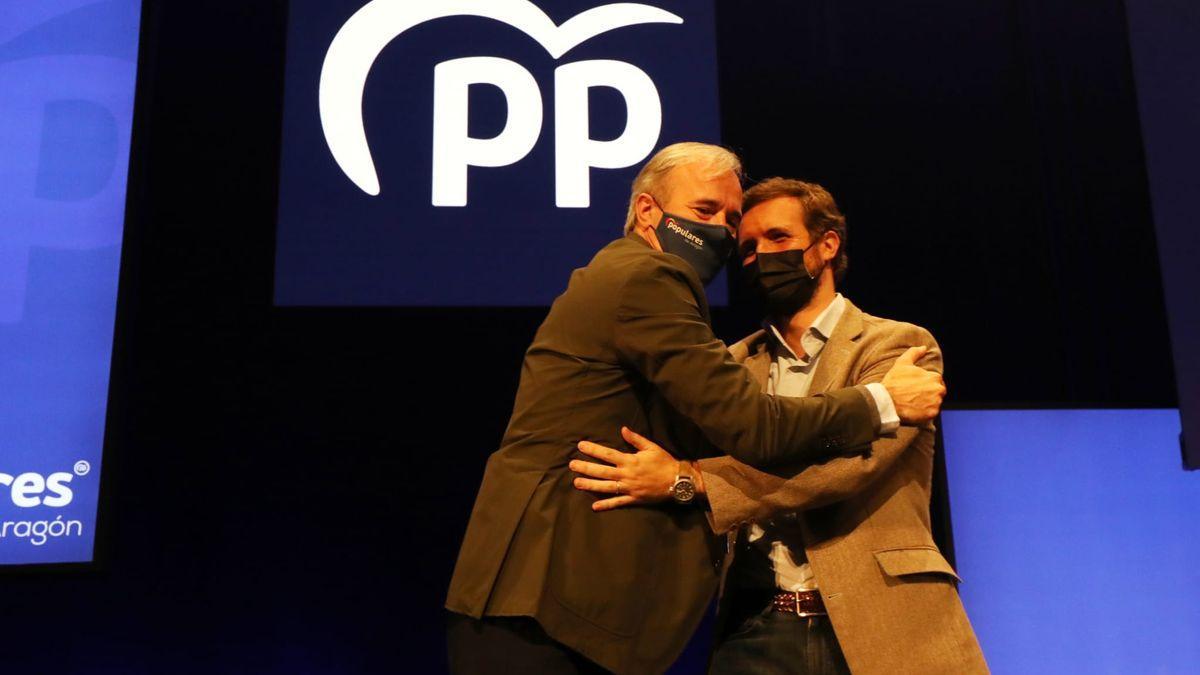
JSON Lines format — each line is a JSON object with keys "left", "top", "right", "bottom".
{"left": 0, "top": 1, "right": 1184, "bottom": 672}
{"left": 0, "top": 0, "right": 140, "bottom": 565}
{"left": 273, "top": 0, "right": 725, "bottom": 307}
{"left": 943, "top": 409, "right": 1200, "bottom": 674}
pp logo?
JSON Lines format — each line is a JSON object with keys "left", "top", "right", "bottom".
{"left": 319, "top": 0, "right": 682, "bottom": 208}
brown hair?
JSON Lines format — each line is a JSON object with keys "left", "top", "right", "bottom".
{"left": 743, "top": 177, "right": 849, "bottom": 281}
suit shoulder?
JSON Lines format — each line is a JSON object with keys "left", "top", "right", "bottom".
{"left": 589, "top": 237, "right": 690, "bottom": 283}
{"left": 858, "top": 311, "right": 939, "bottom": 349}
{"left": 599, "top": 241, "right": 703, "bottom": 301}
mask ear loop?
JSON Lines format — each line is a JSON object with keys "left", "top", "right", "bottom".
{"left": 795, "top": 241, "right": 819, "bottom": 281}
{"left": 649, "top": 195, "right": 667, "bottom": 222}
{"left": 802, "top": 231, "right": 835, "bottom": 280}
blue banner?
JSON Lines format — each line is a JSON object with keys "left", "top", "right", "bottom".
{"left": 0, "top": 0, "right": 140, "bottom": 565}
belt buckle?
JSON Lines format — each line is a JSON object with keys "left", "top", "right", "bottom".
{"left": 792, "top": 590, "right": 823, "bottom": 618}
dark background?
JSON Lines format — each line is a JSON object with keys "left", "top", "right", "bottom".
{"left": 1125, "top": 0, "right": 1200, "bottom": 467}
{"left": 1, "top": 0, "right": 1177, "bottom": 673}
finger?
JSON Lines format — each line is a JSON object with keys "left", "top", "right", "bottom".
{"left": 621, "top": 426, "right": 661, "bottom": 453}
{"left": 894, "top": 345, "right": 928, "bottom": 367}
{"left": 592, "top": 495, "right": 639, "bottom": 512}
{"left": 573, "top": 477, "right": 623, "bottom": 494}
{"left": 569, "top": 460, "right": 621, "bottom": 480}
{"left": 577, "top": 440, "right": 628, "bottom": 465}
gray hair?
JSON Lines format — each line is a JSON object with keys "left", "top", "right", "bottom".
{"left": 623, "top": 142, "right": 743, "bottom": 233}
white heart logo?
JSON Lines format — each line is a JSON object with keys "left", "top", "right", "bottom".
{"left": 319, "top": 0, "right": 683, "bottom": 196}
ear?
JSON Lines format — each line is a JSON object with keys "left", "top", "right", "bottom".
{"left": 817, "top": 230, "right": 841, "bottom": 264}
{"left": 633, "top": 192, "right": 661, "bottom": 231}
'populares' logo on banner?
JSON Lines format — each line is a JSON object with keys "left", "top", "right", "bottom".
{"left": 1, "top": 461, "right": 93, "bottom": 550}
{"left": 319, "top": 0, "right": 681, "bottom": 207}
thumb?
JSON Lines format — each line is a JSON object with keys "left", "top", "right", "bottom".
{"left": 894, "top": 345, "right": 928, "bottom": 368}
{"left": 621, "top": 426, "right": 657, "bottom": 453}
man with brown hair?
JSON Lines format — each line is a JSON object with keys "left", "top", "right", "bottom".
{"left": 446, "top": 149, "right": 948, "bottom": 675}
{"left": 571, "top": 177, "right": 987, "bottom": 674}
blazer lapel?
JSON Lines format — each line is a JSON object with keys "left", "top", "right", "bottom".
{"left": 745, "top": 347, "right": 771, "bottom": 389}
{"left": 729, "top": 329, "right": 771, "bottom": 385}
{"left": 728, "top": 329, "right": 764, "bottom": 364}
{"left": 809, "top": 299, "right": 866, "bottom": 394}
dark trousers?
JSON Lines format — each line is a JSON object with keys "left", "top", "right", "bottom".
{"left": 446, "top": 612, "right": 610, "bottom": 675}
{"left": 709, "top": 592, "right": 851, "bottom": 675}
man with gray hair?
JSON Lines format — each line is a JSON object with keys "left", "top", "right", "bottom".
{"left": 445, "top": 143, "right": 946, "bottom": 674}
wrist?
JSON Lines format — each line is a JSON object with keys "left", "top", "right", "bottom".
{"left": 672, "top": 461, "right": 705, "bottom": 501}
{"left": 688, "top": 460, "right": 706, "bottom": 497}
{"left": 669, "top": 461, "right": 701, "bottom": 505}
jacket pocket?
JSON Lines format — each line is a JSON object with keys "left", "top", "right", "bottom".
{"left": 873, "top": 546, "right": 962, "bottom": 583}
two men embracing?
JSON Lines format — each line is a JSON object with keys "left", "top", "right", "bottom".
{"left": 446, "top": 143, "right": 987, "bottom": 675}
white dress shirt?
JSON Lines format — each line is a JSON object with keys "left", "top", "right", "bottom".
{"left": 740, "top": 294, "right": 898, "bottom": 592}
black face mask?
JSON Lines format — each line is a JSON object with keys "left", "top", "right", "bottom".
{"left": 743, "top": 243, "right": 824, "bottom": 316}
{"left": 655, "top": 211, "right": 736, "bottom": 286}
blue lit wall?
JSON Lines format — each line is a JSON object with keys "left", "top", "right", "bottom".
{"left": 943, "top": 410, "right": 1200, "bottom": 674}
{"left": 0, "top": 0, "right": 141, "bottom": 564}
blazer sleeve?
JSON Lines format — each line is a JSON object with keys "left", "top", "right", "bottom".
{"left": 613, "top": 257, "right": 878, "bottom": 468}
{"left": 697, "top": 323, "right": 943, "bottom": 533}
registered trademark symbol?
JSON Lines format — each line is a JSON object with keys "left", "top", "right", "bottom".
{"left": 74, "top": 460, "right": 91, "bottom": 476}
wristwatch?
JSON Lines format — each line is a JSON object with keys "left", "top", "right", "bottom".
{"left": 670, "top": 464, "right": 697, "bottom": 505}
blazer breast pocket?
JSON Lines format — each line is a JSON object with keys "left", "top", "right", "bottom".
{"left": 873, "top": 545, "right": 962, "bottom": 584}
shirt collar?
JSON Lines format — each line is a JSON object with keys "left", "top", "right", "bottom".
{"left": 765, "top": 294, "right": 847, "bottom": 363}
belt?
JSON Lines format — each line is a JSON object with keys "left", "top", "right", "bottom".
{"left": 772, "top": 589, "right": 827, "bottom": 617}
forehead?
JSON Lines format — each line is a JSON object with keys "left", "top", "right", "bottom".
{"left": 739, "top": 196, "right": 807, "bottom": 241}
